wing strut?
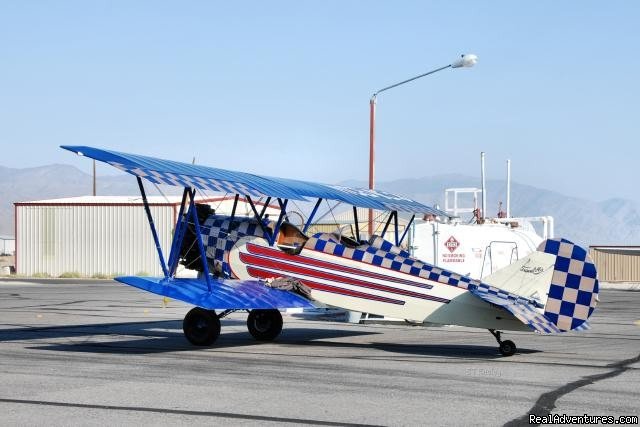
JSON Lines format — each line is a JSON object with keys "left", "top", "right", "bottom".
{"left": 270, "top": 199, "right": 289, "bottom": 245}
{"left": 303, "top": 198, "right": 323, "bottom": 233}
{"left": 259, "top": 197, "right": 272, "bottom": 218}
{"left": 188, "top": 188, "right": 213, "bottom": 291}
{"left": 245, "top": 195, "right": 273, "bottom": 242}
{"left": 277, "top": 198, "right": 289, "bottom": 222}
{"left": 394, "top": 211, "right": 400, "bottom": 246}
{"left": 167, "top": 187, "right": 190, "bottom": 277}
{"left": 353, "top": 206, "right": 360, "bottom": 242}
{"left": 381, "top": 211, "right": 396, "bottom": 240}
{"left": 398, "top": 214, "right": 415, "bottom": 246}
{"left": 229, "top": 194, "right": 240, "bottom": 220}
{"left": 137, "top": 177, "right": 169, "bottom": 278}
{"left": 380, "top": 211, "right": 401, "bottom": 245}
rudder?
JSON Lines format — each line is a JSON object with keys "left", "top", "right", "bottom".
{"left": 540, "top": 238, "right": 599, "bottom": 331}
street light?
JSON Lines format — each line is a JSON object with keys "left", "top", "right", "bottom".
{"left": 367, "top": 54, "right": 478, "bottom": 235}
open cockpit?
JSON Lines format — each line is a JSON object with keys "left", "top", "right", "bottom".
{"left": 276, "top": 222, "right": 309, "bottom": 255}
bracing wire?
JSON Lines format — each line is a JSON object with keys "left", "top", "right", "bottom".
{"left": 152, "top": 182, "right": 172, "bottom": 204}
{"left": 324, "top": 199, "right": 343, "bottom": 238}
{"left": 213, "top": 192, "right": 229, "bottom": 212}
{"left": 313, "top": 200, "right": 343, "bottom": 224}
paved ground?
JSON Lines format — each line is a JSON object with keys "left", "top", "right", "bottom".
{"left": 0, "top": 279, "right": 638, "bottom": 426}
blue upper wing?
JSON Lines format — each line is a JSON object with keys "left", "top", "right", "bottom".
{"left": 61, "top": 145, "right": 447, "bottom": 215}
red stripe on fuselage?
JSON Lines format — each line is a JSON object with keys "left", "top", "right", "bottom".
{"left": 246, "top": 243, "right": 433, "bottom": 290}
{"left": 246, "top": 266, "right": 405, "bottom": 305}
{"left": 239, "top": 252, "right": 450, "bottom": 304}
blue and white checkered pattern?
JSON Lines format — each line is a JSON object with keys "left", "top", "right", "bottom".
{"left": 201, "top": 215, "right": 272, "bottom": 277}
{"left": 368, "top": 236, "right": 411, "bottom": 258}
{"left": 573, "top": 320, "right": 591, "bottom": 332}
{"left": 108, "top": 161, "right": 266, "bottom": 198}
{"left": 540, "top": 238, "right": 599, "bottom": 332}
{"left": 509, "top": 301, "right": 563, "bottom": 333}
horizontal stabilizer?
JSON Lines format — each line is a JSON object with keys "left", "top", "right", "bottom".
{"left": 467, "top": 286, "right": 562, "bottom": 333}
{"left": 115, "top": 276, "right": 316, "bottom": 310}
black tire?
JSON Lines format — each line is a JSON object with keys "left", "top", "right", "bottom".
{"left": 499, "top": 339, "right": 517, "bottom": 356}
{"left": 183, "top": 307, "right": 221, "bottom": 346}
{"left": 247, "top": 309, "right": 283, "bottom": 341}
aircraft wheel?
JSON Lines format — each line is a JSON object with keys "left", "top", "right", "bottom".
{"left": 247, "top": 309, "right": 283, "bottom": 341}
{"left": 183, "top": 307, "right": 221, "bottom": 346}
{"left": 499, "top": 339, "right": 517, "bottom": 356}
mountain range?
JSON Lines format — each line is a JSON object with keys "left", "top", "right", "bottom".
{"left": 2, "top": 164, "right": 638, "bottom": 246}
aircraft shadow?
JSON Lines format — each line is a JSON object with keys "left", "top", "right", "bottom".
{"left": 2, "top": 319, "right": 539, "bottom": 358}
{"left": 371, "top": 342, "right": 539, "bottom": 358}
{"left": 25, "top": 328, "right": 382, "bottom": 355}
{"left": 277, "top": 335, "right": 539, "bottom": 358}
{"left": 2, "top": 319, "right": 374, "bottom": 354}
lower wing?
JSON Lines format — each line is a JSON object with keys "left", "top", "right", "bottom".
{"left": 115, "top": 276, "right": 315, "bottom": 310}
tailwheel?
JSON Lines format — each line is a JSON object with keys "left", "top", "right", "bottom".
{"left": 489, "top": 329, "right": 517, "bottom": 357}
{"left": 183, "top": 307, "right": 221, "bottom": 346}
{"left": 499, "top": 340, "right": 517, "bottom": 357}
{"left": 247, "top": 309, "right": 283, "bottom": 341}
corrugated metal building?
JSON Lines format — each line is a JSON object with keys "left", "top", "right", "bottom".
{"left": 589, "top": 246, "right": 640, "bottom": 282}
{"left": 15, "top": 196, "right": 278, "bottom": 277}
{"left": 0, "top": 235, "right": 15, "bottom": 255}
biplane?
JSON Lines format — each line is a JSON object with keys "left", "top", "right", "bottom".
{"left": 62, "top": 146, "right": 599, "bottom": 356}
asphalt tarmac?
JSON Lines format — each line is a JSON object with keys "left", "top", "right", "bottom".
{"left": 0, "top": 279, "right": 638, "bottom": 426}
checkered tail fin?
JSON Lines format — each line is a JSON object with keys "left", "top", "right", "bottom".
{"left": 480, "top": 238, "right": 599, "bottom": 333}
{"left": 539, "top": 238, "right": 599, "bottom": 332}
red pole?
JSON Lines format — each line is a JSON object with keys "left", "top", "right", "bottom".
{"left": 368, "top": 96, "right": 376, "bottom": 236}
{"left": 14, "top": 203, "right": 18, "bottom": 275}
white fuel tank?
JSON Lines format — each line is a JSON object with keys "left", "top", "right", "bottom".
{"left": 412, "top": 220, "right": 545, "bottom": 279}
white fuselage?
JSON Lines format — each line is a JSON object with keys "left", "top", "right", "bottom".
{"left": 229, "top": 236, "right": 529, "bottom": 331}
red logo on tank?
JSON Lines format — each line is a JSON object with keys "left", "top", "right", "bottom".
{"left": 445, "top": 236, "right": 460, "bottom": 253}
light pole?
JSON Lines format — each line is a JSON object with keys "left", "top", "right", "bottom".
{"left": 368, "top": 54, "right": 478, "bottom": 236}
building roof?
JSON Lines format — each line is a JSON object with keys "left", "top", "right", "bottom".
{"left": 14, "top": 196, "right": 281, "bottom": 218}
{"left": 15, "top": 195, "right": 274, "bottom": 206}
{"left": 17, "top": 195, "right": 184, "bottom": 205}
{"left": 590, "top": 245, "right": 640, "bottom": 249}
{"left": 590, "top": 245, "right": 640, "bottom": 251}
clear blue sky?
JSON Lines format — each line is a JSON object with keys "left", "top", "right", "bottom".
{"left": 1, "top": 1, "right": 638, "bottom": 203}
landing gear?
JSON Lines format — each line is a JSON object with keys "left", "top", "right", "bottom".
{"left": 489, "top": 329, "right": 517, "bottom": 356}
{"left": 247, "top": 309, "right": 283, "bottom": 341}
{"left": 183, "top": 307, "right": 221, "bottom": 346}
{"left": 499, "top": 340, "right": 517, "bottom": 357}
{"left": 182, "top": 307, "right": 284, "bottom": 346}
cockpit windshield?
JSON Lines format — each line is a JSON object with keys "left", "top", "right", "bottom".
{"left": 276, "top": 222, "right": 309, "bottom": 254}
